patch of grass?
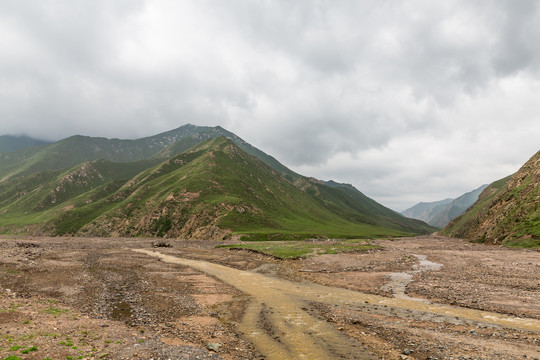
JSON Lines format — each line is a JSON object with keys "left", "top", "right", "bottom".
{"left": 219, "top": 239, "right": 380, "bottom": 259}
{"left": 8, "top": 345, "right": 21, "bottom": 351}
{"left": 505, "top": 238, "right": 540, "bottom": 248}
{"left": 3, "top": 356, "right": 22, "bottom": 360}
{"left": 60, "top": 338, "right": 74, "bottom": 347}
{"left": 20, "top": 346, "right": 38, "bottom": 354}
{"left": 0, "top": 303, "right": 23, "bottom": 313}
{"left": 44, "top": 307, "right": 69, "bottom": 317}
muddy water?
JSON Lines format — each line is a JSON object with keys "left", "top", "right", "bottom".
{"left": 134, "top": 249, "right": 540, "bottom": 360}
{"left": 382, "top": 254, "right": 442, "bottom": 301}
{"left": 134, "top": 249, "right": 374, "bottom": 359}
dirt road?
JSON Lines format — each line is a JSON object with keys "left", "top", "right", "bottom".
{"left": 0, "top": 235, "right": 539, "bottom": 359}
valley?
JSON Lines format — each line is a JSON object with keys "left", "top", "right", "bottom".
{"left": 1, "top": 235, "right": 538, "bottom": 359}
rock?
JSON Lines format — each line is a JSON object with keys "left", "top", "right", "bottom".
{"left": 403, "top": 348, "right": 412, "bottom": 355}
{"left": 206, "top": 343, "right": 222, "bottom": 352}
{"left": 152, "top": 241, "right": 172, "bottom": 248}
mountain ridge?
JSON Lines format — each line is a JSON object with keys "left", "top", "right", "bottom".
{"left": 0, "top": 135, "right": 50, "bottom": 154}
{"left": 0, "top": 132, "right": 435, "bottom": 239}
{"left": 0, "top": 124, "right": 297, "bottom": 182}
{"left": 443, "top": 150, "right": 539, "bottom": 247}
{"left": 402, "top": 185, "right": 488, "bottom": 227}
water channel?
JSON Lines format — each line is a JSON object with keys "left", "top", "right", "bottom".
{"left": 134, "top": 249, "right": 540, "bottom": 360}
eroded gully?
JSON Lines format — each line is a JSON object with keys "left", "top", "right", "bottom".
{"left": 133, "top": 249, "right": 540, "bottom": 360}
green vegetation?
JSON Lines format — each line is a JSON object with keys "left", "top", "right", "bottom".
{"left": 0, "top": 135, "right": 49, "bottom": 154}
{"left": 43, "top": 307, "right": 70, "bottom": 317}
{"left": 3, "top": 356, "right": 23, "bottom": 360}
{"left": 20, "top": 346, "right": 38, "bottom": 354}
{"left": 219, "top": 239, "right": 380, "bottom": 259}
{"left": 60, "top": 339, "right": 74, "bottom": 347}
{"left": 0, "top": 126, "right": 436, "bottom": 239}
{"left": 443, "top": 175, "right": 511, "bottom": 239}
{"left": 443, "top": 150, "right": 540, "bottom": 247}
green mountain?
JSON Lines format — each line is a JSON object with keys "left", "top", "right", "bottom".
{"left": 443, "top": 150, "right": 540, "bottom": 247}
{"left": 0, "top": 135, "right": 50, "bottom": 154}
{"left": 402, "top": 184, "right": 488, "bottom": 227}
{"left": 0, "top": 135, "right": 435, "bottom": 239}
{"left": 0, "top": 124, "right": 296, "bottom": 182}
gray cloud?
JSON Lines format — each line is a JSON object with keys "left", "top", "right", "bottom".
{"left": 1, "top": 0, "right": 539, "bottom": 210}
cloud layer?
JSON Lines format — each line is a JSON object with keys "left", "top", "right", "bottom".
{"left": 1, "top": 0, "right": 539, "bottom": 210}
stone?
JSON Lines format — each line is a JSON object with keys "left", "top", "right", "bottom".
{"left": 206, "top": 343, "right": 222, "bottom": 352}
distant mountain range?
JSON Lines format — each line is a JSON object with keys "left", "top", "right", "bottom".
{"left": 443, "top": 150, "right": 539, "bottom": 247}
{"left": 0, "top": 125, "right": 435, "bottom": 239}
{"left": 402, "top": 184, "right": 488, "bottom": 228}
{"left": 0, "top": 135, "right": 50, "bottom": 154}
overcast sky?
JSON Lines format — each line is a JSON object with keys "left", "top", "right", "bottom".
{"left": 1, "top": 1, "right": 539, "bottom": 211}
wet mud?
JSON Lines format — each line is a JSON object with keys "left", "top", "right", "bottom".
{"left": 1, "top": 235, "right": 539, "bottom": 359}
{"left": 135, "top": 248, "right": 540, "bottom": 360}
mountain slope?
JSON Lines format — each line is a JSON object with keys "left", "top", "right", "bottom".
{"left": 321, "top": 180, "right": 436, "bottom": 233}
{"left": 402, "top": 199, "right": 453, "bottom": 226}
{"left": 0, "top": 158, "right": 158, "bottom": 234}
{"left": 0, "top": 124, "right": 297, "bottom": 182}
{"left": 0, "top": 137, "right": 434, "bottom": 239}
{"left": 0, "top": 135, "right": 50, "bottom": 154}
{"left": 429, "top": 185, "right": 488, "bottom": 227}
{"left": 443, "top": 150, "right": 540, "bottom": 247}
{"left": 402, "top": 185, "right": 488, "bottom": 227}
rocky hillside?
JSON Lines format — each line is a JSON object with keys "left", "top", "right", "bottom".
{"left": 443, "top": 150, "right": 540, "bottom": 247}
{"left": 0, "top": 124, "right": 295, "bottom": 182}
{"left": 0, "top": 134, "right": 435, "bottom": 239}
{"left": 402, "top": 185, "right": 488, "bottom": 227}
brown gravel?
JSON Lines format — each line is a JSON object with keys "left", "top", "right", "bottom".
{"left": 0, "top": 235, "right": 539, "bottom": 360}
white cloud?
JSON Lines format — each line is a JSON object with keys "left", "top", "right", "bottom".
{"left": 0, "top": 0, "right": 539, "bottom": 210}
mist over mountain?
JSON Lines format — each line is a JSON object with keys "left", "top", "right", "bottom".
{"left": 0, "top": 135, "right": 50, "bottom": 154}
{"left": 402, "top": 185, "right": 488, "bottom": 227}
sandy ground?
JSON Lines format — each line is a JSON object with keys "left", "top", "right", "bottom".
{"left": 0, "top": 235, "right": 538, "bottom": 359}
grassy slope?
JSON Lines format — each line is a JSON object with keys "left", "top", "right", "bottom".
{"left": 0, "top": 133, "right": 435, "bottom": 239}
{"left": 321, "top": 180, "right": 436, "bottom": 234}
{"left": 0, "top": 137, "right": 431, "bottom": 239}
{"left": 0, "top": 159, "right": 157, "bottom": 233}
{"left": 443, "top": 150, "right": 540, "bottom": 247}
{"left": 442, "top": 177, "right": 510, "bottom": 238}
{"left": 74, "top": 138, "right": 420, "bottom": 239}
{"left": 0, "top": 124, "right": 297, "bottom": 182}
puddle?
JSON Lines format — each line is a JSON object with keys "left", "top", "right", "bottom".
{"left": 382, "top": 254, "right": 442, "bottom": 301}
{"left": 111, "top": 301, "right": 132, "bottom": 322}
{"left": 134, "top": 249, "right": 540, "bottom": 360}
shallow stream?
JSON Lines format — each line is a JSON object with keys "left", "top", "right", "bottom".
{"left": 134, "top": 249, "right": 540, "bottom": 360}
{"left": 382, "top": 254, "right": 442, "bottom": 301}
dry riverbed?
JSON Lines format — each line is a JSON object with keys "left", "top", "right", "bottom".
{"left": 0, "top": 235, "right": 538, "bottom": 359}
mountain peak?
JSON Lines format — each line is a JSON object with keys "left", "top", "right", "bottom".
{"left": 0, "top": 124, "right": 435, "bottom": 239}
